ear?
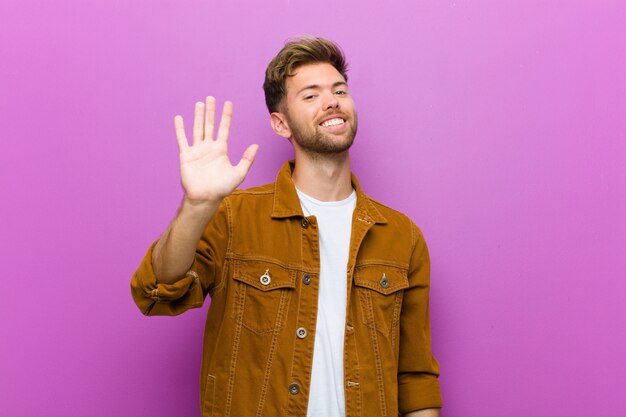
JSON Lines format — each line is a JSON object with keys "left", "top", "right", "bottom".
{"left": 270, "top": 112, "right": 292, "bottom": 139}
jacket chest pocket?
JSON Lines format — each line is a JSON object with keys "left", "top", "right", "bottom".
{"left": 354, "top": 265, "right": 409, "bottom": 337}
{"left": 231, "top": 260, "right": 295, "bottom": 334}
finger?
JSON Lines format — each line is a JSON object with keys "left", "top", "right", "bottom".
{"left": 216, "top": 100, "right": 233, "bottom": 142}
{"left": 204, "top": 96, "right": 216, "bottom": 140}
{"left": 174, "top": 115, "right": 188, "bottom": 151}
{"left": 192, "top": 101, "right": 205, "bottom": 145}
{"left": 235, "top": 144, "right": 259, "bottom": 178}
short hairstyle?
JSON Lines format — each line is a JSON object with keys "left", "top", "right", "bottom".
{"left": 263, "top": 36, "right": 349, "bottom": 113}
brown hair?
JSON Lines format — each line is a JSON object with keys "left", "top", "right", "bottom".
{"left": 263, "top": 36, "right": 348, "bottom": 113}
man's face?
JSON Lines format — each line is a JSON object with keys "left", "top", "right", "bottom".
{"left": 280, "top": 62, "right": 358, "bottom": 155}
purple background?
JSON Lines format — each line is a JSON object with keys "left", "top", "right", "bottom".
{"left": 1, "top": 1, "right": 625, "bottom": 416}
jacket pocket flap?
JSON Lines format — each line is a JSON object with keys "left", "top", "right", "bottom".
{"left": 233, "top": 260, "right": 296, "bottom": 291}
{"left": 354, "top": 264, "right": 409, "bottom": 295}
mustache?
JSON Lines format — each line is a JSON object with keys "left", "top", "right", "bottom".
{"left": 316, "top": 112, "right": 350, "bottom": 124}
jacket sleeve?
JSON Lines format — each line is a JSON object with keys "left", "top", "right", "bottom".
{"left": 130, "top": 200, "right": 230, "bottom": 316}
{"left": 397, "top": 222, "right": 442, "bottom": 413}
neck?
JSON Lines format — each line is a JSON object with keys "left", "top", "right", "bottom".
{"left": 292, "top": 150, "right": 353, "bottom": 202}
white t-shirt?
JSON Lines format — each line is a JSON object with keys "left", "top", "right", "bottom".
{"left": 296, "top": 188, "right": 357, "bottom": 417}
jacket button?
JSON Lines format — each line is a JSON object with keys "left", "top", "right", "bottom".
{"left": 296, "top": 327, "right": 308, "bottom": 339}
{"left": 289, "top": 383, "right": 300, "bottom": 394}
{"left": 380, "top": 274, "right": 390, "bottom": 289}
{"left": 302, "top": 274, "right": 312, "bottom": 285}
{"left": 301, "top": 218, "right": 309, "bottom": 229}
{"left": 260, "top": 270, "right": 271, "bottom": 286}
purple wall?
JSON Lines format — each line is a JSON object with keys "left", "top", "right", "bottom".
{"left": 2, "top": 1, "right": 625, "bottom": 416}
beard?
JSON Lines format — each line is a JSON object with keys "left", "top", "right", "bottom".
{"left": 286, "top": 111, "right": 358, "bottom": 156}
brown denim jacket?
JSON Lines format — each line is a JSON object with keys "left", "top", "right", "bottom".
{"left": 131, "top": 161, "right": 442, "bottom": 416}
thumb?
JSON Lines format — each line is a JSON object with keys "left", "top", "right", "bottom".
{"left": 235, "top": 144, "right": 259, "bottom": 178}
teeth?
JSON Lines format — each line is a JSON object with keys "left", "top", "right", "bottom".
{"left": 321, "top": 118, "right": 344, "bottom": 127}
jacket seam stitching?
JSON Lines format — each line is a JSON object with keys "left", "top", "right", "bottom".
{"left": 346, "top": 318, "right": 362, "bottom": 416}
{"left": 355, "top": 259, "right": 409, "bottom": 269}
{"left": 202, "top": 374, "right": 216, "bottom": 417}
{"left": 224, "top": 273, "right": 245, "bottom": 416}
{"left": 255, "top": 289, "right": 290, "bottom": 417}
{"left": 363, "top": 290, "right": 388, "bottom": 417}
{"left": 233, "top": 189, "right": 273, "bottom": 195}
{"left": 229, "top": 254, "right": 317, "bottom": 272}
{"left": 391, "top": 292, "right": 402, "bottom": 349}
{"left": 213, "top": 198, "right": 233, "bottom": 292}
{"left": 226, "top": 198, "right": 233, "bottom": 254}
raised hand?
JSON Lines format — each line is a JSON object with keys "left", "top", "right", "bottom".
{"left": 174, "top": 96, "right": 259, "bottom": 205}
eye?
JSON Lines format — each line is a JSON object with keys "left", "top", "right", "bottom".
{"left": 334, "top": 90, "right": 347, "bottom": 96}
{"left": 303, "top": 94, "right": 316, "bottom": 100}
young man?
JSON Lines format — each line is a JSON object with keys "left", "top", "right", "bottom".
{"left": 131, "top": 37, "right": 442, "bottom": 417}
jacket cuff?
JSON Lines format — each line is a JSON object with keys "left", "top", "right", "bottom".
{"left": 130, "top": 241, "right": 203, "bottom": 316}
{"left": 398, "top": 374, "right": 443, "bottom": 413}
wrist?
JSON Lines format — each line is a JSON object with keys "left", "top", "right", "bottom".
{"left": 179, "top": 196, "right": 221, "bottom": 222}
{"left": 182, "top": 195, "right": 221, "bottom": 208}
{"left": 175, "top": 196, "right": 219, "bottom": 229}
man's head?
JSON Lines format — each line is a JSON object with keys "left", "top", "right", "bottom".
{"left": 264, "top": 36, "right": 349, "bottom": 114}
{"left": 265, "top": 37, "right": 358, "bottom": 157}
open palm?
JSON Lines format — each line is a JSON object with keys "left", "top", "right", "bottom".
{"left": 175, "top": 96, "right": 258, "bottom": 204}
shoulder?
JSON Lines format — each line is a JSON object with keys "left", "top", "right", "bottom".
{"left": 365, "top": 195, "right": 426, "bottom": 245}
{"left": 232, "top": 182, "right": 275, "bottom": 196}
{"left": 221, "top": 181, "right": 276, "bottom": 211}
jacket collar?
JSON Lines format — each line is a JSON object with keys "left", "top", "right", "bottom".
{"left": 271, "top": 160, "right": 387, "bottom": 224}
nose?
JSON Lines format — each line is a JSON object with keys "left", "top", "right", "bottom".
{"left": 322, "top": 92, "right": 339, "bottom": 111}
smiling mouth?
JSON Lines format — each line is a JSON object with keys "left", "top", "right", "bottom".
{"left": 320, "top": 117, "right": 345, "bottom": 127}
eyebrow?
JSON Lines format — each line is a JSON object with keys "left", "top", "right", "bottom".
{"left": 296, "top": 81, "right": 348, "bottom": 96}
